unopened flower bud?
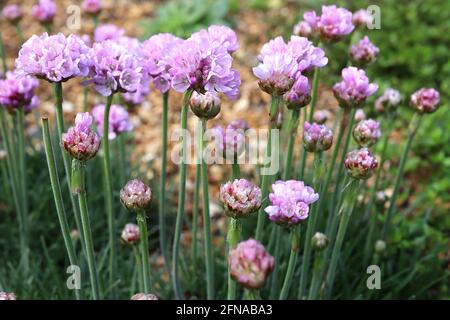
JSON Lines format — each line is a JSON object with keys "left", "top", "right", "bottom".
{"left": 0, "top": 150, "right": 7, "bottom": 161}
{"left": 352, "top": 9, "right": 373, "bottom": 27}
{"left": 303, "top": 121, "right": 333, "bottom": 152}
{"left": 2, "top": 5, "right": 22, "bottom": 24}
{"left": 349, "top": 36, "right": 379, "bottom": 66}
{"left": 410, "top": 88, "right": 440, "bottom": 114}
{"left": 374, "top": 240, "right": 386, "bottom": 253}
{"left": 0, "top": 292, "right": 16, "bottom": 300}
{"left": 344, "top": 148, "right": 378, "bottom": 180}
{"left": 355, "top": 109, "right": 366, "bottom": 122}
{"left": 374, "top": 88, "right": 401, "bottom": 113}
{"left": 353, "top": 119, "right": 381, "bottom": 147}
{"left": 121, "top": 223, "right": 140, "bottom": 245}
{"left": 293, "top": 21, "right": 313, "bottom": 37}
{"left": 120, "top": 179, "right": 152, "bottom": 212}
{"left": 220, "top": 179, "right": 262, "bottom": 219}
{"left": 312, "top": 232, "right": 328, "bottom": 251}
{"left": 70, "top": 229, "right": 80, "bottom": 242}
{"left": 313, "top": 110, "right": 330, "bottom": 124}
{"left": 229, "top": 239, "right": 274, "bottom": 289}
{"left": 283, "top": 76, "right": 311, "bottom": 110}
{"left": 130, "top": 293, "right": 158, "bottom": 300}
{"left": 190, "top": 91, "right": 221, "bottom": 120}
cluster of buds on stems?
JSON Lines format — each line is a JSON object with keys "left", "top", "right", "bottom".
{"left": 190, "top": 91, "right": 221, "bottom": 120}
{"left": 303, "top": 121, "right": 333, "bottom": 152}
{"left": 312, "top": 232, "right": 329, "bottom": 251}
{"left": 410, "top": 88, "right": 440, "bottom": 114}
{"left": 120, "top": 179, "right": 152, "bottom": 212}
{"left": 353, "top": 119, "right": 381, "bottom": 147}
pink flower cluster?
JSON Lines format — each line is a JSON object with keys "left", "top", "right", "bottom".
{"left": 332, "top": 67, "right": 378, "bottom": 108}
{"left": 92, "top": 104, "right": 133, "bottom": 140}
{"left": 374, "top": 88, "right": 401, "bottom": 113}
{"left": 0, "top": 71, "right": 39, "bottom": 113}
{"left": 31, "top": 0, "right": 56, "bottom": 24}
{"left": 15, "top": 33, "right": 91, "bottom": 83}
{"left": 353, "top": 119, "right": 381, "bottom": 147}
{"left": 2, "top": 4, "right": 22, "bottom": 23}
{"left": 302, "top": 5, "right": 354, "bottom": 41}
{"left": 410, "top": 88, "right": 440, "bottom": 113}
{"left": 265, "top": 180, "right": 319, "bottom": 227}
{"left": 350, "top": 36, "right": 379, "bottom": 66}
{"left": 253, "top": 36, "right": 327, "bottom": 96}
{"left": 345, "top": 148, "right": 378, "bottom": 180}
{"left": 229, "top": 239, "right": 274, "bottom": 289}
{"left": 303, "top": 121, "right": 333, "bottom": 152}
{"left": 61, "top": 113, "right": 101, "bottom": 162}
{"left": 220, "top": 179, "right": 262, "bottom": 218}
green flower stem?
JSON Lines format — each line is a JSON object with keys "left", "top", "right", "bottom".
{"left": 297, "top": 152, "right": 323, "bottom": 299}
{"left": 73, "top": 160, "right": 100, "bottom": 299}
{"left": 325, "top": 179, "right": 360, "bottom": 298}
{"left": 308, "top": 250, "right": 325, "bottom": 300}
{"left": 382, "top": 113, "right": 422, "bottom": 239}
{"left": 308, "top": 68, "right": 321, "bottom": 122}
{"left": 231, "top": 162, "right": 241, "bottom": 180}
{"left": 0, "top": 157, "right": 12, "bottom": 202}
{"left": 191, "top": 164, "right": 201, "bottom": 272}
{"left": 227, "top": 218, "right": 241, "bottom": 300}
{"left": 159, "top": 92, "right": 170, "bottom": 271}
{"left": 363, "top": 117, "right": 392, "bottom": 263}
{"left": 43, "top": 23, "right": 51, "bottom": 34}
{"left": 0, "top": 31, "right": 7, "bottom": 74}
{"left": 83, "top": 86, "right": 88, "bottom": 112}
{"left": 13, "top": 23, "right": 24, "bottom": 45}
{"left": 284, "top": 109, "right": 300, "bottom": 177}
{"left": 136, "top": 210, "right": 152, "bottom": 293}
{"left": 101, "top": 94, "right": 117, "bottom": 296}
{"left": 172, "top": 90, "right": 193, "bottom": 299}
{"left": 243, "top": 289, "right": 261, "bottom": 300}
{"left": 297, "top": 107, "right": 308, "bottom": 180}
{"left": 201, "top": 118, "right": 215, "bottom": 300}
{"left": 279, "top": 226, "right": 301, "bottom": 299}
{"left": 268, "top": 226, "right": 281, "bottom": 299}
{"left": 93, "top": 15, "right": 99, "bottom": 29}
{"left": 118, "top": 134, "right": 127, "bottom": 185}
{"left": 41, "top": 118, "right": 80, "bottom": 300}
{"left": 255, "top": 95, "right": 280, "bottom": 242}
{"left": 132, "top": 245, "right": 144, "bottom": 292}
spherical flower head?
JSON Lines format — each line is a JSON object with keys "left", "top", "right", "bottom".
{"left": 374, "top": 88, "right": 401, "bottom": 113}
{"left": 191, "top": 25, "right": 239, "bottom": 54}
{"left": 227, "top": 119, "right": 250, "bottom": 132}
{"left": 410, "top": 88, "right": 440, "bottom": 114}
{"left": 253, "top": 53, "right": 296, "bottom": 96}
{"left": 92, "top": 104, "right": 133, "bottom": 140}
{"left": 265, "top": 180, "right": 319, "bottom": 228}
{"left": 220, "top": 179, "right": 262, "bottom": 218}
{"left": 130, "top": 293, "right": 158, "bottom": 300}
{"left": 332, "top": 67, "right": 378, "bottom": 109}
{"left": 2, "top": 5, "right": 22, "bottom": 23}
{"left": 312, "top": 232, "right": 328, "bottom": 251}
{"left": 120, "top": 179, "right": 152, "bottom": 212}
{"left": 0, "top": 71, "right": 39, "bottom": 113}
{"left": 229, "top": 239, "right": 274, "bottom": 289}
{"left": 313, "top": 110, "right": 330, "bottom": 124}
{"left": 31, "top": 0, "right": 56, "bottom": 24}
{"left": 303, "top": 121, "right": 333, "bottom": 152}
{"left": 317, "top": 5, "right": 354, "bottom": 41}
{"left": 344, "top": 148, "right": 378, "bottom": 180}
{"left": 374, "top": 240, "right": 386, "bottom": 254}
{"left": 15, "top": 33, "right": 91, "bottom": 83}
{"left": 352, "top": 9, "right": 374, "bottom": 27}
{"left": 353, "top": 119, "right": 381, "bottom": 147}
{"left": 294, "top": 21, "right": 313, "bottom": 38}
{"left": 283, "top": 75, "right": 311, "bottom": 110}
{"left": 121, "top": 223, "right": 140, "bottom": 245}
{"left": 212, "top": 125, "right": 245, "bottom": 160}
{"left": 190, "top": 91, "right": 221, "bottom": 120}
{"left": 0, "top": 292, "right": 16, "bottom": 300}
{"left": 82, "top": 0, "right": 102, "bottom": 15}
{"left": 61, "top": 113, "right": 101, "bottom": 162}
{"left": 350, "top": 36, "right": 379, "bottom": 66}
{"left": 94, "top": 24, "right": 125, "bottom": 42}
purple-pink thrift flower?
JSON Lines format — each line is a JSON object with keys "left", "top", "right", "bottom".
{"left": 352, "top": 9, "right": 373, "bottom": 27}
{"left": 410, "top": 88, "right": 440, "bottom": 114}
{"left": 355, "top": 108, "right": 366, "bottom": 122}
{"left": 61, "top": 113, "right": 101, "bottom": 162}
{"left": 190, "top": 91, "right": 221, "bottom": 120}
{"left": 120, "top": 179, "right": 152, "bottom": 212}
{"left": 94, "top": 24, "right": 125, "bottom": 42}
{"left": 332, "top": 67, "right": 378, "bottom": 108}
{"left": 303, "top": 121, "right": 333, "bottom": 152}
{"left": 353, "top": 119, "right": 381, "bottom": 147}
{"left": 31, "top": 0, "right": 56, "bottom": 24}
{"left": 350, "top": 36, "right": 379, "bottom": 66}
{"left": 92, "top": 104, "right": 133, "bottom": 140}
{"left": 0, "top": 71, "right": 39, "bottom": 113}
{"left": 82, "top": 0, "right": 102, "bottom": 15}
{"left": 293, "top": 21, "right": 313, "bottom": 38}
{"left": 374, "top": 88, "right": 401, "bottom": 113}
{"left": 220, "top": 179, "right": 262, "bottom": 218}
{"left": 229, "top": 239, "right": 274, "bottom": 289}
{"left": 283, "top": 75, "right": 311, "bottom": 110}
{"left": 121, "top": 223, "right": 140, "bottom": 245}
{"left": 313, "top": 110, "right": 330, "bottom": 124}
{"left": 265, "top": 180, "right": 319, "bottom": 227}
{"left": 15, "top": 33, "right": 91, "bottom": 83}
{"left": 344, "top": 148, "right": 378, "bottom": 179}
{"left": 2, "top": 5, "right": 22, "bottom": 23}
{"left": 316, "top": 5, "right": 354, "bottom": 41}
{"left": 191, "top": 25, "right": 239, "bottom": 54}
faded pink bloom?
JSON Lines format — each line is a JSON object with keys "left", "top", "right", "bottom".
{"left": 350, "top": 36, "right": 379, "bottom": 66}
{"left": 220, "top": 179, "right": 262, "bottom": 218}
{"left": 374, "top": 88, "right": 401, "bottom": 113}
{"left": 31, "top": 0, "right": 56, "bottom": 24}
{"left": 2, "top": 5, "right": 22, "bottom": 23}
{"left": 353, "top": 119, "right": 381, "bottom": 147}
{"left": 317, "top": 5, "right": 354, "bottom": 41}
{"left": 410, "top": 88, "right": 440, "bottom": 114}
{"left": 92, "top": 104, "right": 133, "bottom": 140}
{"left": 353, "top": 9, "right": 374, "bottom": 27}
{"left": 82, "top": 0, "right": 102, "bottom": 15}
{"left": 303, "top": 121, "right": 333, "bottom": 152}
{"left": 355, "top": 108, "right": 366, "bottom": 122}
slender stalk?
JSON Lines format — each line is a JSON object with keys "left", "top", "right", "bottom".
{"left": 101, "top": 94, "right": 117, "bottom": 296}
{"left": 255, "top": 96, "right": 280, "bottom": 242}
{"left": 297, "top": 107, "right": 308, "bottom": 180}
{"left": 73, "top": 160, "right": 100, "bottom": 299}
{"left": 0, "top": 31, "right": 7, "bottom": 74}
{"left": 13, "top": 23, "right": 24, "bottom": 45}
{"left": 43, "top": 23, "right": 51, "bottom": 34}
{"left": 132, "top": 245, "right": 144, "bottom": 292}
{"left": 308, "top": 68, "right": 321, "bottom": 122}
{"left": 284, "top": 109, "right": 300, "bottom": 176}
{"left": 325, "top": 179, "right": 359, "bottom": 298}
{"left": 16, "top": 110, "right": 28, "bottom": 227}
{"left": 201, "top": 118, "right": 215, "bottom": 299}
{"left": 231, "top": 162, "right": 241, "bottom": 180}
{"left": 191, "top": 163, "right": 201, "bottom": 270}
{"left": 308, "top": 250, "right": 325, "bottom": 299}
{"left": 83, "top": 87, "right": 89, "bottom": 112}
{"left": 172, "top": 90, "right": 193, "bottom": 299}
{"left": 243, "top": 289, "right": 261, "bottom": 300}
{"left": 137, "top": 210, "right": 152, "bottom": 293}
{"left": 41, "top": 118, "right": 80, "bottom": 300}
{"left": 381, "top": 113, "right": 422, "bottom": 239}
{"left": 159, "top": 92, "right": 170, "bottom": 271}
{"left": 227, "top": 218, "right": 241, "bottom": 300}
{"left": 279, "top": 226, "right": 301, "bottom": 299}
{"left": 118, "top": 134, "right": 126, "bottom": 186}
